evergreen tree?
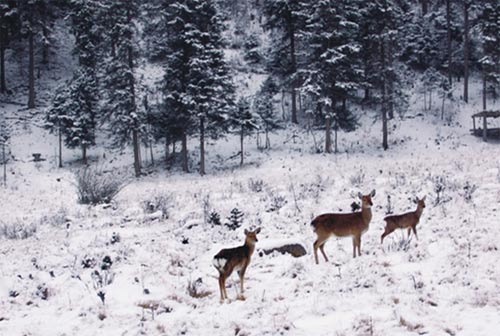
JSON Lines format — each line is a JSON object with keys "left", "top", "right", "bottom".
{"left": 302, "top": 0, "right": 360, "bottom": 130}
{"left": 254, "top": 77, "right": 280, "bottom": 149}
{"left": 45, "top": 85, "right": 71, "bottom": 167}
{"left": 360, "top": 0, "right": 406, "bottom": 150}
{"left": 161, "top": 0, "right": 234, "bottom": 175}
{"left": 478, "top": 1, "right": 500, "bottom": 109}
{"left": 263, "top": 0, "right": 307, "bottom": 124}
{"left": 233, "top": 97, "right": 258, "bottom": 166}
{"left": 100, "top": 0, "right": 143, "bottom": 177}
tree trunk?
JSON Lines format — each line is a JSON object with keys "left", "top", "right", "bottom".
{"left": 325, "top": 115, "right": 331, "bottom": 154}
{"left": 265, "top": 124, "right": 270, "bottom": 149}
{"left": 381, "top": 41, "right": 388, "bottom": 151}
{"left": 240, "top": 126, "right": 244, "bottom": 166}
{"left": 387, "top": 38, "right": 394, "bottom": 119}
{"left": 2, "top": 143, "right": 6, "bottom": 187}
{"left": 42, "top": 24, "right": 49, "bottom": 65}
{"left": 446, "top": 0, "right": 452, "bottom": 85}
{"left": 82, "top": 144, "right": 87, "bottom": 165}
{"left": 289, "top": 23, "right": 298, "bottom": 124}
{"left": 58, "top": 124, "right": 62, "bottom": 168}
{"left": 165, "top": 134, "right": 170, "bottom": 162}
{"left": 132, "top": 129, "right": 141, "bottom": 177}
{"left": 181, "top": 132, "right": 188, "bottom": 172}
{"left": 0, "top": 27, "right": 6, "bottom": 93}
{"left": 149, "top": 139, "right": 154, "bottom": 166}
{"left": 463, "top": 1, "right": 469, "bottom": 103}
{"left": 28, "top": 28, "right": 35, "bottom": 109}
{"left": 127, "top": 8, "right": 140, "bottom": 178}
{"left": 281, "top": 89, "right": 286, "bottom": 120}
{"left": 483, "top": 70, "right": 487, "bottom": 111}
{"left": 199, "top": 116, "right": 205, "bottom": 175}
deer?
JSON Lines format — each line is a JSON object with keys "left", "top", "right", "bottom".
{"left": 312, "top": 190, "right": 376, "bottom": 264}
{"left": 381, "top": 196, "right": 426, "bottom": 243}
{"left": 212, "top": 227, "right": 261, "bottom": 302}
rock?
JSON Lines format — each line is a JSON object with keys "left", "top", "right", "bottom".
{"left": 261, "top": 243, "right": 307, "bottom": 258}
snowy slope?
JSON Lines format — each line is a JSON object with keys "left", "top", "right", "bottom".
{"left": 1, "top": 76, "right": 500, "bottom": 336}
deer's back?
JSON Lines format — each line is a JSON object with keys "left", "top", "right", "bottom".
{"left": 312, "top": 212, "right": 368, "bottom": 237}
{"left": 384, "top": 211, "right": 419, "bottom": 228}
{"left": 213, "top": 245, "right": 251, "bottom": 272}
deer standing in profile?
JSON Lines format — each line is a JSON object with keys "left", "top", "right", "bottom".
{"left": 381, "top": 196, "right": 426, "bottom": 243}
{"left": 312, "top": 190, "right": 376, "bottom": 264}
{"left": 212, "top": 227, "right": 261, "bottom": 302}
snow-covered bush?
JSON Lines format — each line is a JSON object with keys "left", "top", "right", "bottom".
{"left": 0, "top": 219, "right": 37, "bottom": 240}
{"left": 74, "top": 166, "right": 127, "bottom": 205}
{"left": 226, "top": 208, "right": 244, "bottom": 230}
{"left": 248, "top": 178, "right": 264, "bottom": 193}
{"left": 141, "top": 191, "right": 173, "bottom": 218}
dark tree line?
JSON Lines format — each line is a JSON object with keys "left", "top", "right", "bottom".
{"left": 0, "top": 0, "right": 497, "bottom": 175}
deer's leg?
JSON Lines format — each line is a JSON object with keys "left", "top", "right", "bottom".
{"left": 357, "top": 236, "right": 362, "bottom": 256}
{"left": 218, "top": 275, "right": 225, "bottom": 302}
{"left": 412, "top": 226, "right": 418, "bottom": 240}
{"left": 352, "top": 237, "right": 357, "bottom": 258}
{"left": 319, "top": 241, "right": 329, "bottom": 262}
{"left": 238, "top": 266, "right": 247, "bottom": 294}
{"left": 407, "top": 227, "right": 412, "bottom": 239}
{"left": 313, "top": 239, "right": 322, "bottom": 264}
{"left": 381, "top": 223, "right": 395, "bottom": 243}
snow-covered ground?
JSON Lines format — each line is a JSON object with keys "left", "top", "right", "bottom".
{"left": 1, "top": 78, "right": 500, "bottom": 336}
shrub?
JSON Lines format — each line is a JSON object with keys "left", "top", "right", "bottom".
{"left": 74, "top": 166, "right": 126, "bottom": 205}
{"left": 248, "top": 178, "right": 264, "bottom": 193}
{"left": 226, "top": 208, "right": 244, "bottom": 230}
{"left": 0, "top": 219, "right": 37, "bottom": 240}
{"left": 208, "top": 211, "right": 221, "bottom": 226}
{"left": 142, "top": 192, "right": 173, "bottom": 218}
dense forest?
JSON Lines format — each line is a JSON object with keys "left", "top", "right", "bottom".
{"left": 0, "top": 0, "right": 499, "bottom": 176}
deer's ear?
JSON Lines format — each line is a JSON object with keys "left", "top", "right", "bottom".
{"left": 422, "top": 196, "right": 426, "bottom": 202}
{"left": 244, "top": 229, "right": 249, "bottom": 235}
{"left": 358, "top": 192, "right": 363, "bottom": 199}
{"left": 255, "top": 227, "right": 261, "bottom": 234}
{"left": 370, "top": 189, "right": 376, "bottom": 197}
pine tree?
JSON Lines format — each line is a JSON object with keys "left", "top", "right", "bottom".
{"left": 478, "top": 1, "right": 500, "bottom": 109}
{"left": 45, "top": 85, "right": 71, "bottom": 167}
{"left": 254, "top": 77, "right": 280, "bottom": 149}
{"left": 360, "top": 0, "right": 406, "bottom": 150}
{"left": 161, "top": 0, "right": 234, "bottom": 175}
{"left": 263, "top": 0, "right": 307, "bottom": 124}
{"left": 100, "top": 0, "right": 143, "bottom": 177}
{"left": 233, "top": 97, "right": 258, "bottom": 166}
{"left": 301, "top": 0, "right": 360, "bottom": 152}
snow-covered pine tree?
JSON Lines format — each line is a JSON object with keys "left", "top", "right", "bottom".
{"left": 301, "top": 0, "right": 360, "bottom": 152}
{"left": 254, "top": 77, "right": 280, "bottom": 149}
{"left": 478, "top": 1, "right": 500, "bottom": 109}
{"left": 45, "top": 85, "right": 71, "bottom": 167}
{"left": 233, "top": 97, "right": 258, "bottom": 166}
{"left": 359, "top": 0, "right": 406, "bottom": 150}
{"left": 100, "top": 0, "right": 143, "bottom": 177}
{"left": 161, "top": 0, "right": 234, "bottom": 175}
{"left": 263, "top": 0, "right": 308, "bottom": 124}
{"left": 189, "top": 0, "right": 235, "bottom": 175}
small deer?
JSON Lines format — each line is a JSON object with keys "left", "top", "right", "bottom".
{"left": 312, "top": 190, "right": 376, "bottom": 264}
{"left": 381, "top": 196, "right": 426, "bottom": 243}
{"left": 212, "top": 227, "right": 261, "bottom": 302}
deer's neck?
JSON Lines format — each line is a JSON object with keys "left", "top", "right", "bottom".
{"left": 415, "top": 206, "right": 424, "bottom": 219}
{"left": 244, "top": 240, "right": 256, "bottom": 257}
{"left": 361, "top": 206, "right": 373, "bottom": 225}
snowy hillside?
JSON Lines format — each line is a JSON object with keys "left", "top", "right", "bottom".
{"left": 1, "top": 77, "right": 500, "bottom": 335}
